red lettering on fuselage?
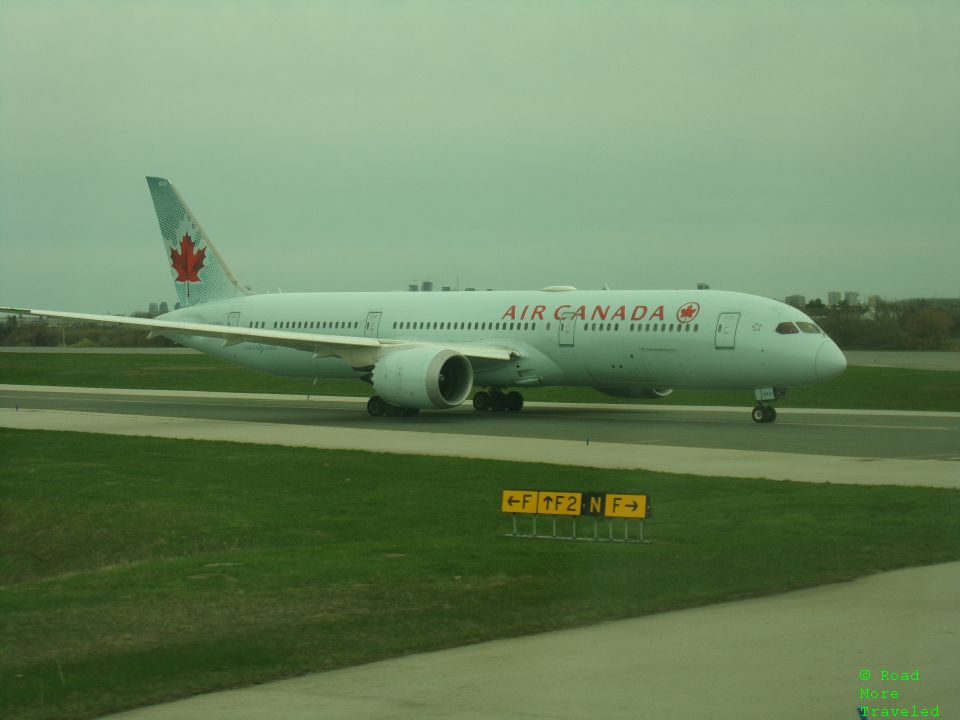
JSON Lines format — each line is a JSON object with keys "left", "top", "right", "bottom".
{"left": 591, "top": 305, "right": 610, "bottom": 321}
{"left": 506, "top": 302, "right": 664, "bottom": 323}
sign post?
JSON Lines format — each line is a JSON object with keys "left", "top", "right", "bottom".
{"left": 502, "top": 489, "right": 650, "bottom": 543}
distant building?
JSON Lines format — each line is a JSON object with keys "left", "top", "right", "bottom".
{"left": 441, "top": 286, "right": 451, "bottom": 292}
{"left": 420, "top": 280, "right": 434, "bottom": 292}
{"left": 408, "top": 284, "right": 419, "bottom": 292}
{"left": 785, "top": 294, "right": 805, "bottom": 308}
{"left": 867, "top": 295, "right": 880, "bottom": 309}
{"left": 148, "top": 302, "right": 159, "bottom": 317}
{"left": 844, "top": 291, "right": 860, "bottom": 306}
{"left": 158, "top": 301, "right": 169, "bottom": 315}
{"left": 697, "top": 282, "right": 710, "bottom": 290}
{"left": 827, "top": 290, "right": 841, "bottom": 307}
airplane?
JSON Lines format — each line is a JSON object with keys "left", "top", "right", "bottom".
{"left": 1, "top": 176, "right": 847, "bottom": 423}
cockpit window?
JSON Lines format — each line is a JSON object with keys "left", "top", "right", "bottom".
{"left": 775, "top": 322, "right": 800, "bottom": 334}
{"left": 796, "top": 321, "right": 821, "bottom": 334}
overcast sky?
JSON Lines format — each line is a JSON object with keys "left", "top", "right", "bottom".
{"left": 2, "top": 0, "right": 958, "bottom": 313}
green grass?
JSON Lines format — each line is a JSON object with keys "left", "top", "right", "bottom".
{"left": 2, "top": 428, "right": 959, "bottom": 720}
{"left": 2, "top": 352, "right": 960, "bottom": 411}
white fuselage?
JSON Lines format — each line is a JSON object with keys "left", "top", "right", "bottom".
{"left": 164, "top": 288, "right": 845, "bottom": 393}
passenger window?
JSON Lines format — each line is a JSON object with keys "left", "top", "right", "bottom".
{"left": 776, "top": 322, "right": 800, "bottom": 334}
{"left": 546, "top": 323, "right": 551, "bottom": 331}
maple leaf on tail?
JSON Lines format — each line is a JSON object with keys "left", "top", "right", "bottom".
{"left": 170, "top": 232, "right": 206, "bottom": 282}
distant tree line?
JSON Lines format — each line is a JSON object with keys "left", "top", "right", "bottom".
{"left": 0, "top": 316, "right": 179, "bottom": 348}
{"left": 810, "top": 299, "right": 959, "bottom": 351}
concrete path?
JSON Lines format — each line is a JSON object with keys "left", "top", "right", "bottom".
{"left": 101, "top": 561, "right": 959, "bottom": 720}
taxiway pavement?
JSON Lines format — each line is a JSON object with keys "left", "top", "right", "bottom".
{"left": 1, "top": 398, "right": 958, "bottom": 487}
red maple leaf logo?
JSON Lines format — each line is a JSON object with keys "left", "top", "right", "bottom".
{"left": 170, "top": 233, "right": 205, "bottom": 282}
{"left": 677, "top": 302, "right": 700, "bottom": 323}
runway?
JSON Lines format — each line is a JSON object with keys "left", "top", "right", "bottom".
{"left": 2, "top": 385, "right": 958, "bottom": 488}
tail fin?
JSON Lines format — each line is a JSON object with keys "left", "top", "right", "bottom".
{"left": 146, "top": 176, "right": 251, "bottom": 308}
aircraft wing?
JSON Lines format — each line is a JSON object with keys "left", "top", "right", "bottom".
{"left": 0, "top": 307, "right": 519, "bottom": 369}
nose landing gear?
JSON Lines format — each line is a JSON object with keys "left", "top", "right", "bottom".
{"left": 751, "top": 404, "right": 777, "bottom": 423}
{"left": 752, "top": 387, "right": 783, "bottom": 423}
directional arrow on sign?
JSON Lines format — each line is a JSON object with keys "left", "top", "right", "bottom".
{"left": 604, "top": 493, "right": 649, "bottom": 519}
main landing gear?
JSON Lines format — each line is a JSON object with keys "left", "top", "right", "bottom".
{"left": 366, "top": 396, "right": 420, "bottom": 417}
{"left": 473, "top": 389, "right": 524, "bottom": 413}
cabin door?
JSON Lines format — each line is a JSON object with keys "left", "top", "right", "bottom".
{"left": 715, "top": 312, "right": 740, "bottom": 349}
{"left": 227, "top": 312, "right": 241, "bottom": 327}
{"left": 558, "top": 311, "right": 577, "bottom": 347}
{"left": 364, "top": 311, "right": 382, "bottom": 338}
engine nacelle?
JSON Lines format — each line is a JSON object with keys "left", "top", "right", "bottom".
{"left": 595, "top": 387, "right": 673, "bottom": 400}
{"left": 371, "top": 347, "right": 473, "bottom": 409}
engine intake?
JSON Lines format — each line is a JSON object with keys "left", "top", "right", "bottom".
{"left": 371, "top": 347, "right": 473, "bottom": 409}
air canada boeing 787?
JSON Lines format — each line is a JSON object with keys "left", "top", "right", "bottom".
{"left": 2, "top": 177, "right": 847, "bottom": 422}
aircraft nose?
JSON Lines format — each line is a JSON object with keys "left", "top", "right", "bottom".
{"left": 815, "top": 341, "right": 847, "bottom": 380}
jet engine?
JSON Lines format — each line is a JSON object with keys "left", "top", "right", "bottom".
{"left": 371, "top": 347, "right": 473, "bottom": 409}
{"left": 595, "top": 387, "right": 674, "bottom": 400}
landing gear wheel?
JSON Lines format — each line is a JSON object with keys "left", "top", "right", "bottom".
{"left": 490, "top": 391, "right": 506, "bottom": 412}
{"left": 505, "top": 391, "right": 524, "bottom": 412}
{"left": 751, "top": 405, "right": 776, "bottom": 423}
{"left": 473, "top": 391, "right": 492, "bottom": 412}
{"left": 367, "top": 396, "right": 386, "bottom": 417}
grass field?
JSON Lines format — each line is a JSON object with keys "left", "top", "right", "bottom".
{"left": 2, "top": 428, "right": 959, "bottom": 720}
{"left": 2, "top": 351, "right": 960, "bottom": 411}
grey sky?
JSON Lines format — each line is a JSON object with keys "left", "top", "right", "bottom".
{"left": 2, "top": 0, "right": 958, "bottom": 313}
